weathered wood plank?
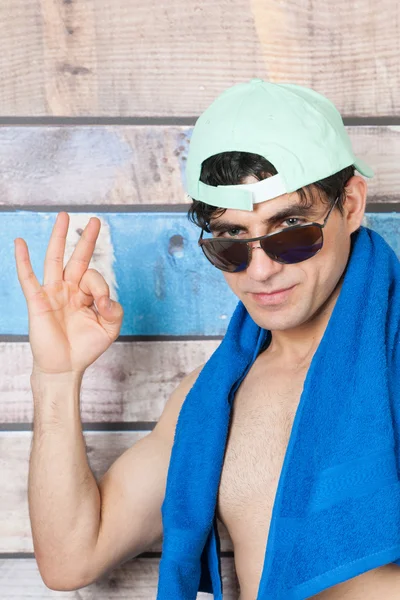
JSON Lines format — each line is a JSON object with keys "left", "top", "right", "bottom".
{"left": 0, "top": 1, "right": 398, "bottom": 116}
{"left": 0, "top": 432, "right": 233, "bottom": 553}
{"left": 0, "top": 126, "right": 398, "bottom": 207}
{"left": 0, "top": 340, "right": 220, "bottom": 424}
{"left": 0, "top": 557, "right": 239, "bottom": 598}
{"left": 3, "top": 212, "right": 238, "bottom": 336}
{"left": 0, "top": 126, "right": 190, "bottom": 207}
{"left": 3, "top": 212, "right": 400, "bottom": 336}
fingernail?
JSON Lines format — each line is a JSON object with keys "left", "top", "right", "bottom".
{"left": 107, "top": 299, "right": 112, "bottom": 309}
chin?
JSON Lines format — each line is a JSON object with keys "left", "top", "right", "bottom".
{"left": 245, "top": 304, "right": 303, "bottom": 331}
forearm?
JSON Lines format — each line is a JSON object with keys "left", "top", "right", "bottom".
{"left": 29, "top": 371, "right": 101, "bottom": 588}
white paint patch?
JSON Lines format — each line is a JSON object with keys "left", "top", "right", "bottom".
{"left": 63, "top": 213, "right": 119, "bottom": 305}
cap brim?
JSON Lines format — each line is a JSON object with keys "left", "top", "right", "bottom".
{"left": 354, "top": 157, "right": 374, "bottom": 178}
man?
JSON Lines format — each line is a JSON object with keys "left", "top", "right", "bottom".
{"left": 14, "top": 79, "right": 400, "bottom": 599}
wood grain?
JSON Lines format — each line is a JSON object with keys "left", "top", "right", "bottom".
{"left": 0, "top": 340, "right": 220, "bottom": 423}
{"left": 3, "top": 212, "right": 400, "bottom": 336}
{"left": 0, "top": 431, "right": 234, "bottom": 553}
{"left": 3, "top": 211, "right": 239, "bottom": 336}
{"left": 0, "top": 557, "right": 240, "bottom": 598}
{"left": 0, "top": 1, "right": 398, "bottom": 116}
{"left": 0, "top": 1, "right": 399, "bottom": 596}
{"left": 0, "top": 126, "right": 398, "bottom": 207}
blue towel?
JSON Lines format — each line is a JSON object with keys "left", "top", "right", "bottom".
{"left": 156, "top": 225, "right": 400, "bottom": 599}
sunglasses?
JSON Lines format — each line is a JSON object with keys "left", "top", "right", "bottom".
{"left": 198, "top": 195, "right": 340, "bottom": 273}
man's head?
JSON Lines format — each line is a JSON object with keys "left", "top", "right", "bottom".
{"left": 188, "top": 151, "right": 367, "bottom": 338}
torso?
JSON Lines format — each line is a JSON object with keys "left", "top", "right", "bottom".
{"left": 216, "top": 348, "right": 400, "bottom": 599}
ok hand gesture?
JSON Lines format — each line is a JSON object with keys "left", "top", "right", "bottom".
{"left": 14, "top": 212, "right": 124, "bottom": 376}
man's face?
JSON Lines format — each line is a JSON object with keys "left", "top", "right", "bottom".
{"left": 208, "top": 175, "right": 365, "bottom": 333}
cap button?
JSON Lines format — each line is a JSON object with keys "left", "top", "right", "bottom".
{"left": 250, "top": 78, "right": 264, "bottom": 84}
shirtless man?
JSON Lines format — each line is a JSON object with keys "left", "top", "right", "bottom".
{"left": 14, "top": 80, "right": 400, "bottom": 599}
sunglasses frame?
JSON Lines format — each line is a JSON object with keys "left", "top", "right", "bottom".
{"left": 198, "top": 194, "right": 341, "bottom": 272}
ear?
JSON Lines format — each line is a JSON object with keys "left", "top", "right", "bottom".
{"left": 342, "top": 175, "right": 368, "bottom": 234}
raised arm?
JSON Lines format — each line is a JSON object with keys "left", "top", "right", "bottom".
{"left": 29, "top": 361, "right": 202, "bottom": 591}
{"left": 14, "top": 211, "right": 204, "bottom": 590}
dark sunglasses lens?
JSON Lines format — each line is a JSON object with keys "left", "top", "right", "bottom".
{"left": 261, "top": 225, "right": 323, "bottom": 263}
{"left": 202, "top": 225, "right": 323, "bottom": 271}
{"left": 201, "top": 239, "right": 248, "bottom": 272}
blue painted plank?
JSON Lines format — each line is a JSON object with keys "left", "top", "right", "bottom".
{"left": 1, "top": 212, "right": 399, "bottom": 336}
{"left": 1, "top": 212, "right": 236, "bottom": 336}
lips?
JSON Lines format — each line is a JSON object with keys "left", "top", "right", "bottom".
{"left": 249, "top": 285, "right": 296, "bottom": 306}
{"left": 250, "top": 286, "right": 293, "bottom": 295}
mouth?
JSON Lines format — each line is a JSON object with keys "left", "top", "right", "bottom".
{"left": 248, "top": 285, "right": 297, "bottom": 306}
{"left": 250, "top": 285, "right": 294, "bottom": 295}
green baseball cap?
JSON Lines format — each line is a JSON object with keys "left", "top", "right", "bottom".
{"left": 185, "top": 78, "right": 374, "bottom": 211}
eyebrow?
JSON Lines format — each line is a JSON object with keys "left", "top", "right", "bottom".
{"left": 208, "top": 203, "right": 319, "bottom": 233}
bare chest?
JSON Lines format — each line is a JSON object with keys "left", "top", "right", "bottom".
{"left": 216, "top": 359, "right": 304, "bottom": 552}
{"left": 216, "top": 357, "right": 400, "bottom": 599}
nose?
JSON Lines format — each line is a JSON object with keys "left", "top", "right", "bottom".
{"left": 246, "top": 241, "right": 283, "bottom": 280}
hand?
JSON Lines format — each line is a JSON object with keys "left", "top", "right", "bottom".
{"left": 14, "top": 212, "right": 124, "bottom": 376}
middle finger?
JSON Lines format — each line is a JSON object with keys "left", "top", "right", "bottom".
{"left": 63, "top": 216, "right": 101, "bottom": 285}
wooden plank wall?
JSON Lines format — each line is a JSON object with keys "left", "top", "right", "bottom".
{"left": 0, "top": 1, "right": 399, "bottom": 598}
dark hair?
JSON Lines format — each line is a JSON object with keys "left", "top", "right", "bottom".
{"left": 187, "top": 151, "right": 355, "bottom": 232}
